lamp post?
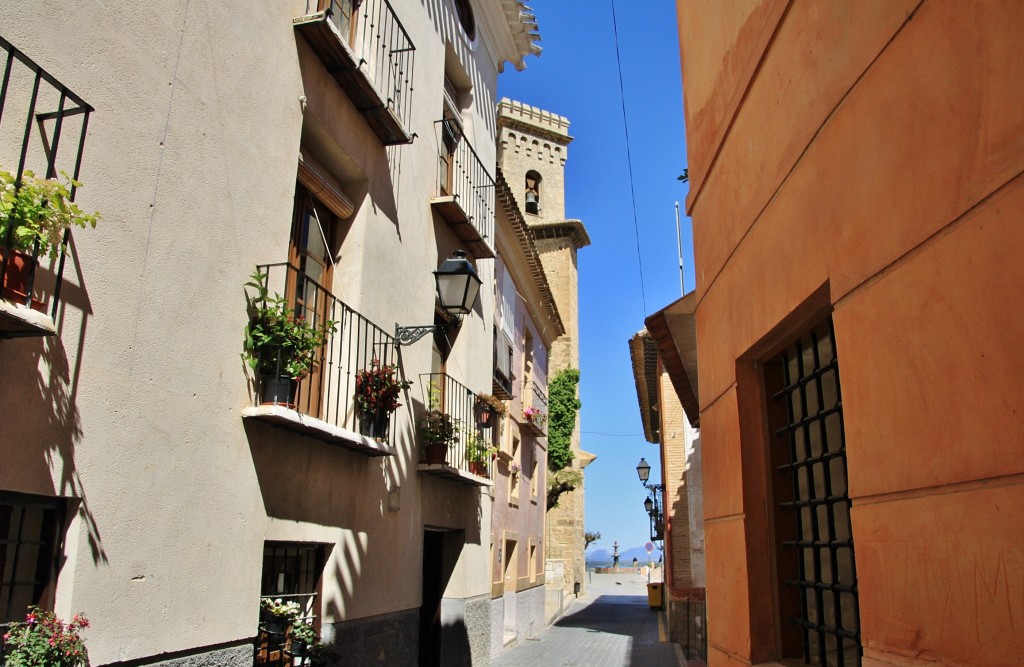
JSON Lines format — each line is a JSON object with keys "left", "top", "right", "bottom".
{"left": 395, "top": 250, "right": 482, "bottom": 346}
{"left": 636, "top": 458, "right": 665, "bottom": 544}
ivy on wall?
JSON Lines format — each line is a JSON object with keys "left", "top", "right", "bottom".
{"left": 547, "top": 368, "right": 581, "bottom": 472}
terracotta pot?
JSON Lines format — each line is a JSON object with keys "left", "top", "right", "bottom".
{"left": 1, "top": 249, "right": 45, "bottom": 312}
{"left": 424, "top": 442, "right": 448, "bottom": 465}
{"left": 469, "top": 460, "right": 488, "bottom": 477}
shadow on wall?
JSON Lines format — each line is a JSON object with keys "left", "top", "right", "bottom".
{"left": 244, "top": 397, "right": 419, "bottom": 636}
{"left": 0, "top": 236, "right": 107, "bottom": 567}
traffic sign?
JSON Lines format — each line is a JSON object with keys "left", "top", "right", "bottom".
{"left": 645, "top": 542, "right": 654, "bottom": 554}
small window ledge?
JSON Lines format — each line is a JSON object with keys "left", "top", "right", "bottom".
{"left": 0, "top": 299, "right": 56, "bottom": 339}
{"left": 417, "top": 463, "right": 494, "bottom": 488}
{"left": 242, "top": 405, "right": 395, "bottom": 457}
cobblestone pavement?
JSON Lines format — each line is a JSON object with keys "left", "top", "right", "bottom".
{"left": 492, "top": 572, "right": 683, "bottom": 667}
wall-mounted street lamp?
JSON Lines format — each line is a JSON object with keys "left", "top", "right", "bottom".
{"left": 637, "top": 457, "right": 665, "bottom": 543}
{"left": 395, "top": 250, "right": 482, "bottom": 346}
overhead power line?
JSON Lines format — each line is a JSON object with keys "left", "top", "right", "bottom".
{"left": 609, "top": 0, "right": 647, "bottom": 318}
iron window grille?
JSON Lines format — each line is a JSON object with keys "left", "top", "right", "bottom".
{"left": 0, "top": 491, "right": 65, "bottom": 632}
{"left": 258, "top": 543, "right": 326, "bottom": 666}
{"left": 769, "top": 320, "right": 861, "bottom": 667}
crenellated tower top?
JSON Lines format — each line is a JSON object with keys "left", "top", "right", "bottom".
{"left": 497, "top": 97, "right": 573, "bottom": 221}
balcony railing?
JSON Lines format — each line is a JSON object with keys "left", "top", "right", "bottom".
{"left": 521, "top": 379, "right": 548, "bottom": 437}
{"left": 431, "top": 119, "right": 495, "bottom": 259}
{"left": 294, "top": 0, "right": 415, "bottom": 145}
{"left": 243, "top": 262, "right": 401, "bottom": 455}
{"left": 420, "top": 372, "right": 492, "bottom": 484}
{"left": 0, "top": 35, "right": 93, "bottom": 338}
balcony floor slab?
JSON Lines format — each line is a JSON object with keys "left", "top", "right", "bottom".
{"left": 242, "top": 405, "right": 395, "bottom": 457}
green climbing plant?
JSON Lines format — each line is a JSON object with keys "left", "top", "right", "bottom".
{"left": 547, "top": 368, "right": 581, "bottom": 472}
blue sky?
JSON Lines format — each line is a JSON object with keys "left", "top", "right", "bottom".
{"left": 498, "top": 1, "right": 694, "bottom": 553}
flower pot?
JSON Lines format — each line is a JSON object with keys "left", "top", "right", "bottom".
{"left": 1, "top": 249, "right": 46, "bottom": 312}
{"left": 469, "top": 460, "right": 488, "bottom": 477}
{"left": 260, "top": 374, "right": 297, "bottom": 408}
{"left": 424, "top": 442, "right": 448, "bottom": 465}
{"left": 259, "top": 607, "right": 288, "bottom": 635}
{"left": 359, "top": 411, "right": 390, "bottom": 440}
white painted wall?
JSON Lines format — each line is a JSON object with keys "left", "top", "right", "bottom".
{"left": 0, "top": 0, "right": 535, "bottom": 663}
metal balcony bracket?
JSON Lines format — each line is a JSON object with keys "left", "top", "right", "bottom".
{"left": 395, "top": 324, "right": 438, "bottom": 347}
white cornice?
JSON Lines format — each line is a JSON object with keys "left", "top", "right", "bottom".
{"left": 478, "top": 0, "right": 542, "bottom": 72}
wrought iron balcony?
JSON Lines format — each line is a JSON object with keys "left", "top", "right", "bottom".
{"left": 431, "top": 119, "right": 496, "bottom": 259}
{"left": 294, "top": 0, "right": 415, "bottom": 145}
{"left": 418, "top": 372, "right": 493, "bottom": 486}
{"left": 0, "top": 36, "right": 93, "bottom": 339}
{"left": 521, "top": 379, "right": 548, "bottom": 437}
{"left": 241, "top": 262, "right": 402, "bottom": 456}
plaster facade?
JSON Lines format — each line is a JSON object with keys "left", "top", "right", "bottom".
{"left": 497, "top": 100, "right": 592, "bottom": 624}
{"left": 677, "top": 2, "right": 1024, "bottom": 666}
{"left": 0, "top": 1, "right": 539, "bottom": 665}
{"left": 486, "top": 168, "right": 562, "bottom": 652}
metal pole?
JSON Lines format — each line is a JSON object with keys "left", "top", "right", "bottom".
{"left": 675, "top": 201, "right": 685, "bottom": 295}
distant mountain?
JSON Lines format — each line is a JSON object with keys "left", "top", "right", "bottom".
{"left": 586, "top": 544, "right": 661, "bottom": 565}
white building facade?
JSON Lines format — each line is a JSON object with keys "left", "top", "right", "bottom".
{"left": 0, "top": 2, "right": 539, "bottom": 665}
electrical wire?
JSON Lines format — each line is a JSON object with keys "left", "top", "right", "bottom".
{"left": 610, "top": 0, "right": 648, "bottom": 317}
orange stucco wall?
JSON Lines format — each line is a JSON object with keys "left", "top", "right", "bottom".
{"left": 679, "top": 0, "right": 1024, "bottom": 665}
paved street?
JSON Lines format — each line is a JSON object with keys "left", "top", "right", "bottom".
{"left": 492, "top": 572, "right": 683, "bottom": 667}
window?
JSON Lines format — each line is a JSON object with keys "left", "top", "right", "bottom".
{"left": 438, "top": 75, "right": 464, "bottom": 197}
{"left": 528, "top": 541, "right": 537, "bottom": 583}
{"left": 321, "top": 0, "right": 358, "bottom": 45}
{"left": 524, "top": 170, "right": 541, "bottom": 214}
{"left": 530, "top": 459, "right": 539, "bottom": 501}
{"left": 454, "top": 0, "right": 476, "bottom": 40}
{"left": 257, "top": 542, "right": 326, "bottom": 665}
{"left": 509, "top": 437, "right": 521, "bottom": 504}
{"left": 767, "top": 320, "right": 860, "bottom": 667}
{"left": 0, "top": 492, "right": 65, "bottom": 624}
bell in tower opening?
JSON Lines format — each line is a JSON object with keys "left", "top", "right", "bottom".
{"left": 525, "top": 170, "right": 541, "bottom": 214}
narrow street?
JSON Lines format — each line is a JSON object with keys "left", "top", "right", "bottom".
{"left": 492, "top": 572, "right": 686, "bottom": 667}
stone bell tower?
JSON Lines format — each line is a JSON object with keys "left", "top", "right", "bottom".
{"left": 497, "top": 98, "right": 592, "bottom": 621}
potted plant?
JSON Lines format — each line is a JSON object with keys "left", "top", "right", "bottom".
{"left": 243, "top": 271, "right": 336, "bottom": 407}
{"left": 523, "top": 406, "right": 547, "bottom": 428}
{"left": 420, "top": 408, "right": 457, "bottom": 464}
{"left": 2, "top": 607, "right": 90, "bottom": 667}
{"left": 0, "top": 168, "right": 100, "bottom": 309}
{"left": 259, "top": 597, "right": 300, "bottom": 635}
{"left": 464, "top": 432, "right": 495, "bottom": 477}
{"left": 288, "top": 618, "right": 321, "bottom": 660}
{"left": 354, "top": 359, "right": 410, "bottom": 440}
{"left": 473, "top": 393, "right": 506, "bottom": 429}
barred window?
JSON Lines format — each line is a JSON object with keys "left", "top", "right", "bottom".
{"left": 767, "top": 320, "right": 861, "bottom": 667}
{"left": 0, "top": 492, "right": 65, "bottom": 624}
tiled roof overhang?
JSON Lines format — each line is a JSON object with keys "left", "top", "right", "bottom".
{"left": 629, "top": 329, "right": 662, "bottom": 443}
{"left": 645, "top": 292, "right": 700, "bottom": 428}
